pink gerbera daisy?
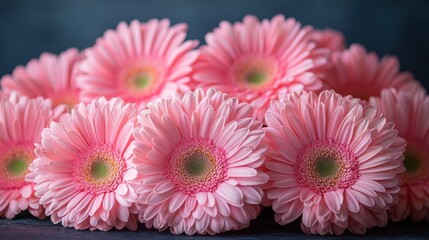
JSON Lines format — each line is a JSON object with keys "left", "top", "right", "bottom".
{"left": 192, "top": 15, "right": 330, "bottom": 121}
{"left": 29, "top": 98, "right": 140, "bottom": 231}
{"left": 0, "top": 92, "right": 55, "bottom": 219}
{"left": 370, "top": 88, "right": 429, "bottom": 222}
{"left": 310, "top": 29, "right": 346, "bottom": 51}
{"left": 77, "top": 19, "right": 199, "bottom": 107}
{"left": 133, "top": 88, "right": 268, "bottom": 235}
{"left": 322, "top": 44, "right": 424, "bottom": 100}
{"left": 264, "top": 90, "right": 406, "bottom": 235}
{"left": 1, "top": 48, "right": 82, "bottom": 110}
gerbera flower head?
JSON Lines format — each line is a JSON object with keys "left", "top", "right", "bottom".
{"left": 77, "top": 19, "right": 199, "bottom": 108}
{"left": 0, "top": 92, "right": 55, "bottom": 219}
{"left": 264, "top": 90, "right": 406, "bottom": 235}
{"left": 192, "top": 14, "right": 330, "bottom": 121}
{"left": 133, "top": 88, "right": 268, "bottom": 235}
{"left": 30, "top": 97, "right": 140, "bottom": 231}
{"left": 1, "top": 48, "right": 82, "bottom": 111}
{"left": 369, "top": 88, "right": 429, "bottom": 222}
{"left": 322, "top": 44, "right": 424, "bottom": 100}
{"left": 310, "top": 29, "right": 346, "bottom": 51}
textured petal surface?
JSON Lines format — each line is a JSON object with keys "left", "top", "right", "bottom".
{"left": 370, "top": 89, "right": 429, "bottom": 222}
{"left": 29, "top": 97, "right": 139, "bottom": 231}
{"left": 265, "top": 90, "right": 406, "bottom": 235}
{"left": 0, "top": 92, "right": 55, "bottom": 219}
{"left": 1, "top": 48, "right": 82, "bottom": 111}
{"left": 322, "top": 44, "right": 425, "bottom": 100}
{"left": 133, "top": 88, "right": 267, "bottom": 235}
{"left": 192, "top": 14, "right": 330, "bottom": 121}
{"left": 77, "top": 19, "right": 199, "bottom": 108}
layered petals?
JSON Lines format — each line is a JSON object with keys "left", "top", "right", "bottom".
{"left": 265, "top": 90, "right": 406, "bottom": 235}
{"left": 310, "top": 29, "right": 346, "bottom": 51}
{"left": 133, "top": 88, "right": 268, "bottom": 235}
{"left": 77, "top": 19, "right": 199, "bottom": 108}
{"left": 192, "top": 14, "right": 330, "bottom": 121}
{"left": 1, "top": 48, "right": 82, "bottom": 110}
{"left": 0, "top": 92, "right": 56, "bottom": 219}
{"left": 29, "top": 97, "right": 140, "bottom": 231}
{"left": 370, "top": 89, "right": 429, "bottom": 222}
{"left": 322, "top": 44, "right": 424, "bottom": 100}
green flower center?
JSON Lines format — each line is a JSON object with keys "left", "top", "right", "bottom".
{"left": 245, "top": 71, "right": 267, "bottom": 86}
{"left": 166, "top": 138, "right": 228, "bottom": 195}
{"left": 295, "top": 140, "right": 359, "bottom": 193}
{"left": 184, "top": 153, "right": 210, "bottom": 177}
{"left": 74, "top": 144, "right": 126, "bottom": 194}
{"left": 400, "top": 146, "right": 429, "bottom": 183}
{"left": 234, "top": 57, "right": 277, "bottom": 88}
{"left": 1, "top": 149, "right": 33, "bottom": 190}
{"left": 315, "top": 156, "right": 339, "bottom": 178}
{"left": 132, "top": 73, "right": 151, "bottom": 89}
{"left": 404, "top": 151, "right": 422, "bottom": 175}
{"left": 6, "top": 156, "right": 28, "bottom": 177}
{"left": 90, "top": 160, "right": 111, "bottom": 180}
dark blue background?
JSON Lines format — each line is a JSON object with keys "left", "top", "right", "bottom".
{"left": 1, "top": 1, "right": 429, "bottom": 238}
{"left": 1, "top": 0, "right": 428, "bottom": 89}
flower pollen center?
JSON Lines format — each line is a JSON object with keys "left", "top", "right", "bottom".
{"left": 185, "top": 152, "right": 210, "bottom": 177}
{"left": 233, "top": 57, "right": 277, "bottom": 88}
{"left": 90, "top": 160, "right": 111, "bottom": 180}
{"left": 7, "top": 156, "right": 28, "bottom": 177}
{"left": 166, "top": 138, "right": 228, "bottom": 195}
{"left": 0, "top": 145, "right": 34, "bottom": 190}
{"left": 124, "top": 62, "right": 164, "bottom": 96}
{"left": 74, "top": 144, "right": 125, "bottom": 194}
{"left": 295, "top": 140, "right": 359, "bottom": 193}
{"left": 404, "top": 151, "right": 421, "bottom": 174}
{"left": 246, "top": 70, "right": 267, "bottom": 85}
{"left": 133, "top": 73, "right": 151, "bottom": 89}
{"left": 401, "top": 145, "right": 429, "bottom": 183}
{"left": 315, "top": 156, "right": 339, "bottom": 178}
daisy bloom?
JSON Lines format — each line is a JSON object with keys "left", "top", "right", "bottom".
{"left": 77, "top": 19, "right": 199, "bottom": 107}
{"left": 322, "top": 44, "right": 424, "bottom": 100}
{"left": 133, "top": 88, "right": 268, "bottom": 235}
{"left": 0, "top": 92, "right": 55, "bottom": 219}
{"left": 192, "top": 15, "right": 330, "bottom": 121}
{"left": 310, "top": 29, "right": 346, "bottom": 51}
{"left": 1, "top": 48, "right": 82, "bottom": 110}
{"left": 30, "top": 98, "right": 140, "bottom": 231}
{"left": 370, "top": 88, "right": 429, "bottom": 222}
{"left": 264, "top": 90, "right": 406, "bottom": 235}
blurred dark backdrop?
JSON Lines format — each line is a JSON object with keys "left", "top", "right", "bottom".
{"left": 1, "top": 0, "right": 428, "bottom": 89}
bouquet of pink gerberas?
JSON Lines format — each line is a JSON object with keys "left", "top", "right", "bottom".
{"left": 1, "top": 14, "right": 428, "bottom": 236}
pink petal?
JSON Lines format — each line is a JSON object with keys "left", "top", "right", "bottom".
{"left": 168, "top": 192, "right": 187, "bottom": 213}
{"left": 123, "top": 168, "right": 138, "bottom": 181}
{"left": 116, "top": 183, "right": 128, "bottom": 195}
{"left": 216, "top": 183, "right": 243, "bottom": 207}
{"left": 323, "top": 191, "right": 341, "bottom": 213}
{"left": 20, "top": 185, "right": 32, "bottom": 198}
{"left": 227, "top": 167, "right": 257, "bottom": 177}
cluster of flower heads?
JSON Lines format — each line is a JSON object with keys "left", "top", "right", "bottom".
{"left": 0, "top": 14, "right": 428, "bottom": 235}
